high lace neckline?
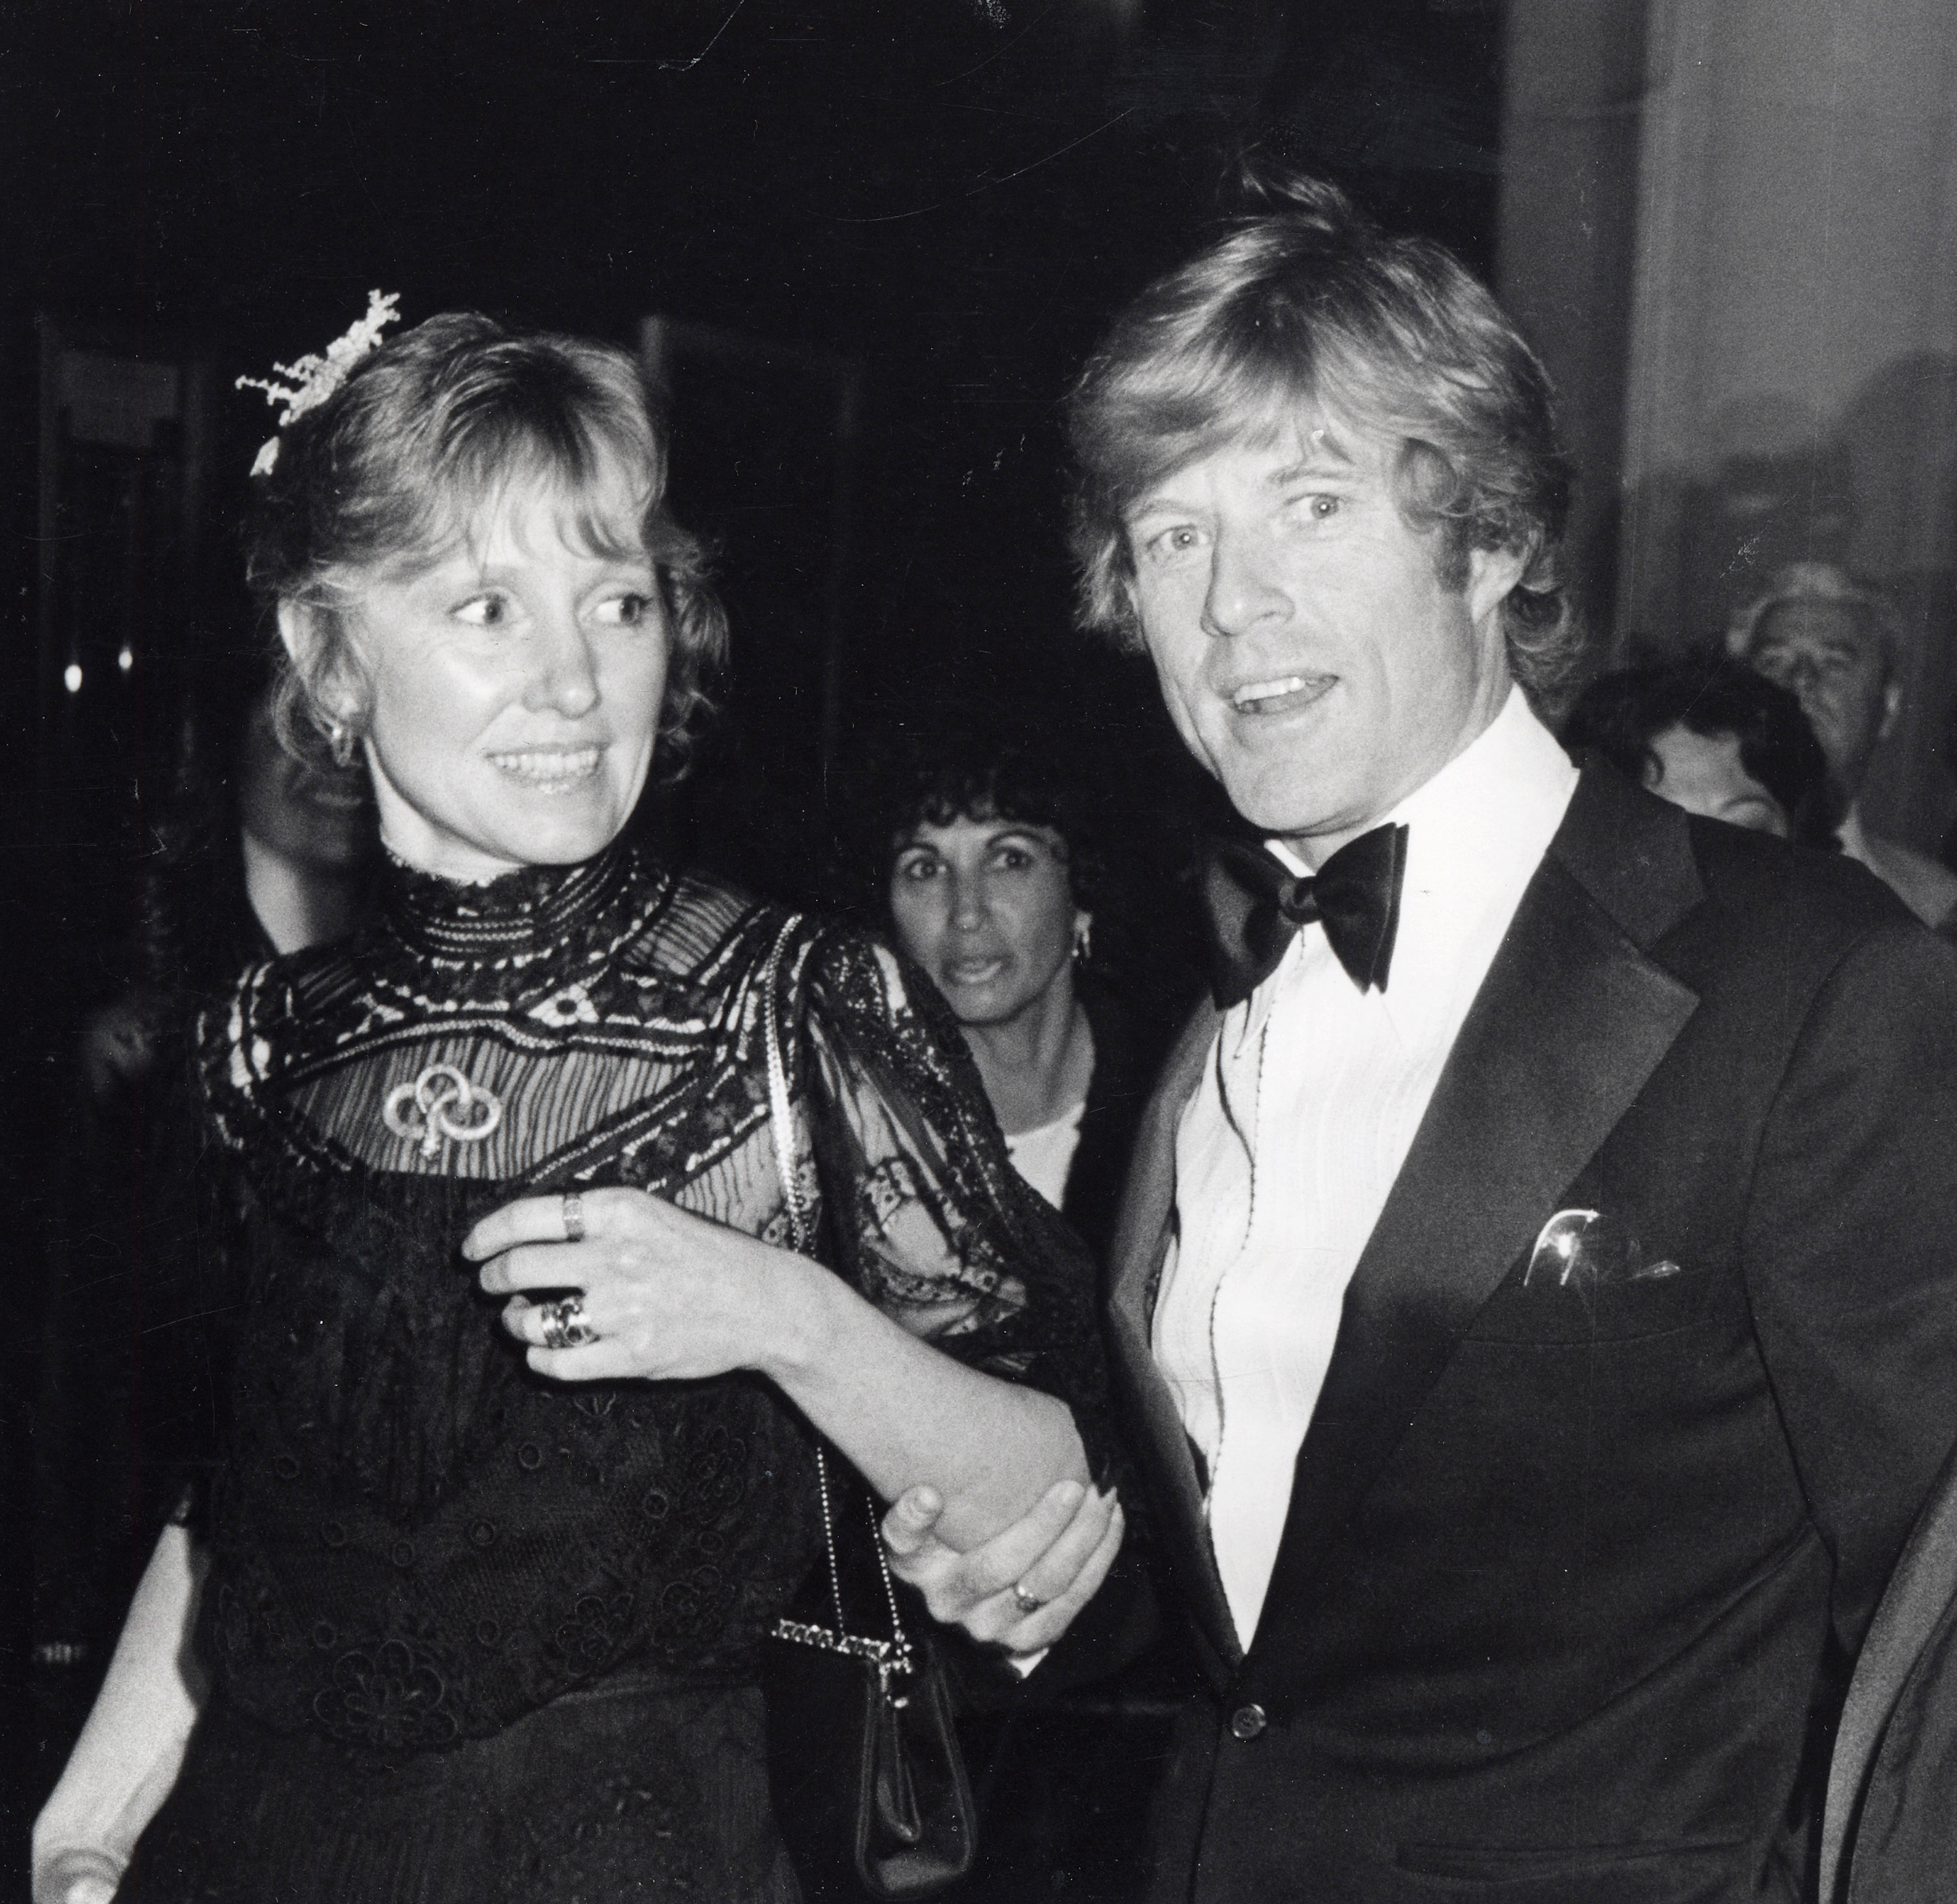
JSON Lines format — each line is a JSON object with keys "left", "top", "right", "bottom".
{"left": 381, "top": 836, "right": 647, "bottom": 961}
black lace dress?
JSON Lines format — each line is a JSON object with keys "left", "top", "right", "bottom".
{"left": 121, "top": 841, "right": 1108, "bottom": 1904}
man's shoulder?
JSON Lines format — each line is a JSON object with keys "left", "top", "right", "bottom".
{"left": 1559, "top": 761, "right": 1914, "bottom": 956}
{"left": 1673, "top": 813, "right": 1957, "bottom": 1042}
{"left": 1860, "top": 830, "right": 1957, "bottom": 930}
{"left": 1687, "top": 816, "right": 1913, "bottom": 941}
{"left": 1547, "top": 765, "right": 1957, "bottom": 1048}
{"left": 1683, "top": 802, "right": 1926, "bottom": 959}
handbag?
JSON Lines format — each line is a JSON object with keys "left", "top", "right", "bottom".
{"left": 755, "top": 916, "right": 978, "bottom": 1903}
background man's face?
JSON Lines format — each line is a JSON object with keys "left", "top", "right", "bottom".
{"left": 1748, "top": 600, "right": 1894, "bottom": 796}
{"left": 1124, "top": 418, "right": 1517, "bottom": 864}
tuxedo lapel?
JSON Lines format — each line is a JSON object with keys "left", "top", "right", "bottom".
{"left": 1106, "top": 999, "right": 1243, "bottom": 1678}
{"left": 1259, "top": 770, "right": 1705, "bottom": 1632}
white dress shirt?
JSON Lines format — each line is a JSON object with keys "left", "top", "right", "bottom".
{"left": 1151, "top": 686, "right": 1579, "bottom": 1648}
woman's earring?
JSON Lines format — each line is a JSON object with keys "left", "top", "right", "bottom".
{"left": 326, "top": 719, "right": 356, "bottom": 768}
{"left": 1071, "top": 918, "right": 1093, "bottom": 965}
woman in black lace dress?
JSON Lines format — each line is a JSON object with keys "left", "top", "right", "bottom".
{"left": 33, "top": 311, "right": 1115, "bottom": 1904}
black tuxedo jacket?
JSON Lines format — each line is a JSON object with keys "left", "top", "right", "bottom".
{"left": 1108, "top": 766, "right": 1957, "bottom": 1904}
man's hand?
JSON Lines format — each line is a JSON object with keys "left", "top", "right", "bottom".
{"left": 882, "top": 1479, "right": 1123, "bottom": 1657}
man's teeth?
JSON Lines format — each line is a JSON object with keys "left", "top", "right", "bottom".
{"left": 491, "top": 747, "right": 602, "bottom": 786}
{"left": 1232, "top": 676, "right": 1313, "bottom": 710}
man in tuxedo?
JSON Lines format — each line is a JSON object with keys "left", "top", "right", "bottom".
{"left": 886, "top": 173, "right": 1957, "bottom": 1903}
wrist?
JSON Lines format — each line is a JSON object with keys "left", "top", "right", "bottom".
{"left": 752, "top": 1246, "right": 840, "bottom": 1388}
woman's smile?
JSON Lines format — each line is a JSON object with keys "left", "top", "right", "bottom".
{"left": 487, "top": 744, "right": 607, "bottom": 791}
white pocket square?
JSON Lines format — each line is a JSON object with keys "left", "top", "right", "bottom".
{"left": 1525, "top": 1209, "right": 1682, "bottom": 1291}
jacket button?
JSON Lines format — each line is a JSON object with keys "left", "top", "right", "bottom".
{"left": 1229, "top": 1703, "right": 1267, "bottom": 1740}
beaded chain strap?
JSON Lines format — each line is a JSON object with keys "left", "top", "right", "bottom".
{"left": 759, "top": 913, "right": 916, "bottom": 1686}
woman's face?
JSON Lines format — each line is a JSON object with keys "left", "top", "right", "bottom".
{"left": 888, "top": 811, "right": 1086, "bottom": 1027}
{"left": 1646, "top": 724, "right": 1789, "bottom": 837}
{"left": 326, "top": 464, "right": 668, "bottom": 883}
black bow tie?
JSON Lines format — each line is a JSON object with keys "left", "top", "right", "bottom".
{"left": 1198, "top": 823, "right": 1409, "bottom": 1008}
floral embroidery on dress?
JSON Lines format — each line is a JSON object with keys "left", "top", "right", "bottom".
{"left": 314, "top": 1637, "right": 460, "bottom": 1751}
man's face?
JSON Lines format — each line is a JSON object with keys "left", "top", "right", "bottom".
{"left": 1747, "top": 600, "right": 1895, "bottom": 797}
{"left": 1123, "top": 419, "right": 1521, "bottom": 865}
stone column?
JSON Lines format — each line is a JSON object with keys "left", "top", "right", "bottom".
{"left": 1498, "top": 0, "right": 1650, "bottom": 668}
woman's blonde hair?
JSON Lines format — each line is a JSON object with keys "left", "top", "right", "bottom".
{"left": 244, "top": 311, "right": 727, "bottom": 778}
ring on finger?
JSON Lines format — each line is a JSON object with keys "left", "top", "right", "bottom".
{"left": 560, "top": 1192, "right": 586, "bottom": 1244}
{"left": 538, "top": 1295, "right": 596, "bottom": 1350}
{"left": 1010, "top": 1584, "right": 1046, "bottom": 1616}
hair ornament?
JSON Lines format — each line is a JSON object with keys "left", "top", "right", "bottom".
{"left": 236, "top": 290, "right": 402, "bottom": 476}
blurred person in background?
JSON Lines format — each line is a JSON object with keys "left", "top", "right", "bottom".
{"left": 1561, "top": 654, "right": 1840, "bottom": 845}
{"left": 32, "top": 657, "right": 377, "bottom": 1762}
{"left": 873, "top": 724, "right": 1161, "bottom": 1269}
{"left": 80, "top": 672, "right": 374, "bottom": 1100}
{"left": 860, "top": 723, "right": 1191, "bottom": 1904}
{"left": 1731, "top": 561, "right": 1957, "bottom": 926}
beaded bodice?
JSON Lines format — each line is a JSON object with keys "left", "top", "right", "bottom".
{"left": 194, "top": 843, "right": 1104, "bottom": 1751}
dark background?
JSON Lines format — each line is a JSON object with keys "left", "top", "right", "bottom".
{"left": 1, "top": 0, "right": 1506, "bottom": 893}
{"left": 1, "top": 0, "right": 1509, "bottom": 1882}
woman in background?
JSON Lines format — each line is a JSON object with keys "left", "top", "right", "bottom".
{"left": 1562, "top": 654, "right": 1840, "bottom": 845}
{"left": 865, "top": 726, "right": 1182, "bottom": 1904}
{"left": 873, "top": 727, "right": 1157, "bottom": 1269}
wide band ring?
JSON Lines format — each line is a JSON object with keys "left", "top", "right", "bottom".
{"left": 1010, "top": 1584, "right": 1046, "bottom": 1616}
{"left": 560, "top": 1192, "right": 586, "bottom": 1244}
{"left": 539, "top": 1295, "right": 596, "bottom": 1350}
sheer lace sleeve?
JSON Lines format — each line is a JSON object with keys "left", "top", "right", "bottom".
{"left": 795, "top": 928, "right": 1116, "bottom": 1481}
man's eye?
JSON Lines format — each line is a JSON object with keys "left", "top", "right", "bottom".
{"left": 1142, "top": 525, "right": 1207, "bottom": 564}
{"left": 992, "top": 846, "right": 1034, "bottom": 872}
{"left": 1287, "top": 493, "right": 1342, "bottom": 523}
{"left": 453, "top": 594, "right": 510, "bottom": 627}
{"left": 592, "top": 591, "right": 656, "bottom": 628}
{"left": 896, "top": 856, "right": 940, "bottom": 882}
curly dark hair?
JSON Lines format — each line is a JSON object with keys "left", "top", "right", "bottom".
{"left": 1562, "top": 654, "right": 1842, "bottom": 849}
{"left": 1066, "top": 165, "right": 1577, "bottom": 702}
{"left": 243, "top": 310, "right": 727, "bottom": 781}
{"left": 849, "top": 721, "right": 1109, "bottom": 925}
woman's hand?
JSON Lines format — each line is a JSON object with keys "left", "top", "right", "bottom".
{"left": 468, "top": 1189, "right": 1088, "bottom": 1551}
{"left": 464, "top": 1188, "right": 815, "bottom": 1384}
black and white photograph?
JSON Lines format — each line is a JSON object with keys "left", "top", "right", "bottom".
{"left": 9, "top": 3, "right": 1957, "bottom": 1899}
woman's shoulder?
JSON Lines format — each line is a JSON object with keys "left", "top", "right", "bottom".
{"left": 195, "top": 939, "right": 359, "bottom": 1137}
{"left": 200, "top": 925, "right": 378, "bottom": 1047}
{"left": 611, "top": 864, "right": 830, "bottom": 992}
{"left": 795, "top": 918, "right": 935, "bottom": 1027}
{"left": 624, "top": 865, "right": 900, "bottom": 995}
